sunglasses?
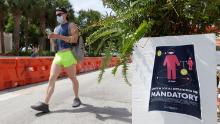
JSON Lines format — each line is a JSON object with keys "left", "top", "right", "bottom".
{"left": 56, "top": 13, "right": 64, "bottom": 16}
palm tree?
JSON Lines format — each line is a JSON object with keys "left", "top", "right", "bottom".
{"left": 89, "top": 0, "right": 220, "bottom": 83}
{"left": 34, "top": 0, "right": 56, "bottom": 51}
{"left": 38, "top": 0, "right": 47, "bottom": 51}
{"left": 77, "top": 10, "right": 102, "bottom": 55}
{"left": 7, "top": 0, "right": 25, "bottom": 53}
{"left": 22, "top": 0, "right": 35, "bottom": 51}
{"left": 0, "top": 0, "right": 6, "bottom": 54}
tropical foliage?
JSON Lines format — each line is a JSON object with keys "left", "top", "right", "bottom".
{"left": 87, "top": 0, "right": 220, "bottom": 83}
{"left": 76, "top": 10, "right": 102, "bottom": 56}
{"left": 0, "top": 0, "right": 79, "bottom": 54}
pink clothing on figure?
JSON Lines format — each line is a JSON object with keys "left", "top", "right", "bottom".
{"left": 163, "top": 54, "right": 180, "bottom": 80}
{"left": 187, "top": 57, "right": 193, "bottom": 70}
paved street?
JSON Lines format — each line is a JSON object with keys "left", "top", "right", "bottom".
{"left": 1, "top": 64, "right": 219, "bottom": 124}
{"left": 0, "top": 66, "right": 132, "bottom": 124}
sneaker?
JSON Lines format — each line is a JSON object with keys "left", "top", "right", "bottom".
{"left": 72, "top": 97, "right": 81, "bottom": 107}
{"left": 31, "top": 102, "right": 50, "bottom": 113}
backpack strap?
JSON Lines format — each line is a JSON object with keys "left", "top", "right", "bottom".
{"left": 68, "top": 22, "right": 79, "bottom": 36}
{"left": 68, "top": 22, "right": 80, "bottom": 45}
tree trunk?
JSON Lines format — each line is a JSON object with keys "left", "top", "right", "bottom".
{"left": 39, "top": 12, "right": 46, "bottom": 51}
{"left": 24, "top": 17, "right": 29, "bottom": 51}
{"left": 0, "top": 6, "right": 5, "bottom": 54}
{"left": 12, "top": 8, "right": 21, "bottom": 53}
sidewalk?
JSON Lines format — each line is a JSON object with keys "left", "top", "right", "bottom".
{"left": 0, "top": 66, "right": 132, "bottom": 124}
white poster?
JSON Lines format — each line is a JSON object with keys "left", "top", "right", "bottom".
{"left": 132, "top": 34, "right": 216, "bottom": 124}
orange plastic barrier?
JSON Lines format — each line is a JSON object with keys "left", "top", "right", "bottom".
{"left": 16, "top": 57, "right": 52, "bottom": 85}
{"left": 79, "top": 57, "right": 90, "bottom": 72}
{"left": 109, "top": 57, "right": 118, "bottom": 67}
{"left": 0, "top": 57, "right": 119, "bottom": 91}
{"left": 87, "top": 58, "right": 96, "bottom": 71}
{"left": 0, "top": 58, "right": 19, "bottom": 90}
{"left": 75, "top": 57, "right": 102, "bottom": 73}
{"left": 81, "top": 59, "right": 86, "bottom": 72}
{"left": 94, "top": 58, "right": 102, "bottom": 70}
{"left": 40, "top": 58, "right": 53, "bottom": 78}
{"left": 77, "top": 61, "right": 84, "bottom": 73}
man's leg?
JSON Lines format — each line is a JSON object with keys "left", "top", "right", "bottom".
{"left": 64, "top": 64, "right": 79, "bottom": 98}
{"left": 44, "top": 63, "right": 62, "bottom": 104}
{"left": 64, "top": 64, "right": 81, "bottom": 107}
{"left": 31, "top": 62, "right": 62, "bottom": 112}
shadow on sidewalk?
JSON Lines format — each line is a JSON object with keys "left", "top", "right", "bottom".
{"left": 36, "top": 103, "right": 131, "bottom": 123}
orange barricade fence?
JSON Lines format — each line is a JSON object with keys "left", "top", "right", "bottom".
{"left": 88, "top": 57, "right": 96, "bottom": 71}
{"left": 16, "top": 57, "right": 52, "bottom": 85}
{"left": 82, "top": 57, "right": 95, "bottom": 72}
{"left": 93, "top": 57, "right": 98, "bottom": 70}
{"left": 109, "top": 58, "right": 113, "bottom": 67}
{"left": 87, "top": 57, "right": 94, "bottom": 71}
{"left": 80, "top": 58, "right": 86, "bottom": 73}
{"left": 77, "top": 61, "right": 85, "bottom": 73}
{"left": 109, "top": 57, "right": 118, "bottom": 67}
{"left": 76, "top": 63, "right": 81, "bottom": 74}
{"left": 39, "top": 57, "right": 53, "bottom": 79}
{"left": 0, "top": 57, "right": 119, "bottom": 90}
{"left": 0, "top": 58, "right": 19, "bottom": 90}
{"left": 96, "top": 57, "right": 103, "bottom": 69}
{"left": 95, "top": 57, "right": 102, "bottom": 70}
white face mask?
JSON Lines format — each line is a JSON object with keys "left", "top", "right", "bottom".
{"left": 57, "top": 16, "right": 64, "bottom": 24}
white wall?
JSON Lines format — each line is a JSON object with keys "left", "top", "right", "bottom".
{"left": 132, "top": 34, "right": 216, "bottom": 124}
{"left": 0, "top": 33, "right": 13, "bottom": 53}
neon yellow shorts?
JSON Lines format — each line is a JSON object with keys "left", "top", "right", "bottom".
{"left": 53, "top": 50, "right": 77, "bottom": 68}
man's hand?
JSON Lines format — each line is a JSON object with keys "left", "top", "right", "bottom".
{"left": 48, "top": 33, "right": 61, "bottom": 39}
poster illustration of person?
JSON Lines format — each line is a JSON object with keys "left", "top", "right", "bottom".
{"left": 149, "top": 44, "right": 201, "bottom": 119}
{"left": 163, "top": 49, "right": 180, "bottom": 80}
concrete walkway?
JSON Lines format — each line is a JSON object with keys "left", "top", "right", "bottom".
{"left": 0, "top": 66, "right": 132, "bottom": 124}
{"left": 1, "top": 64, "right": 218, "bottom": 124}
